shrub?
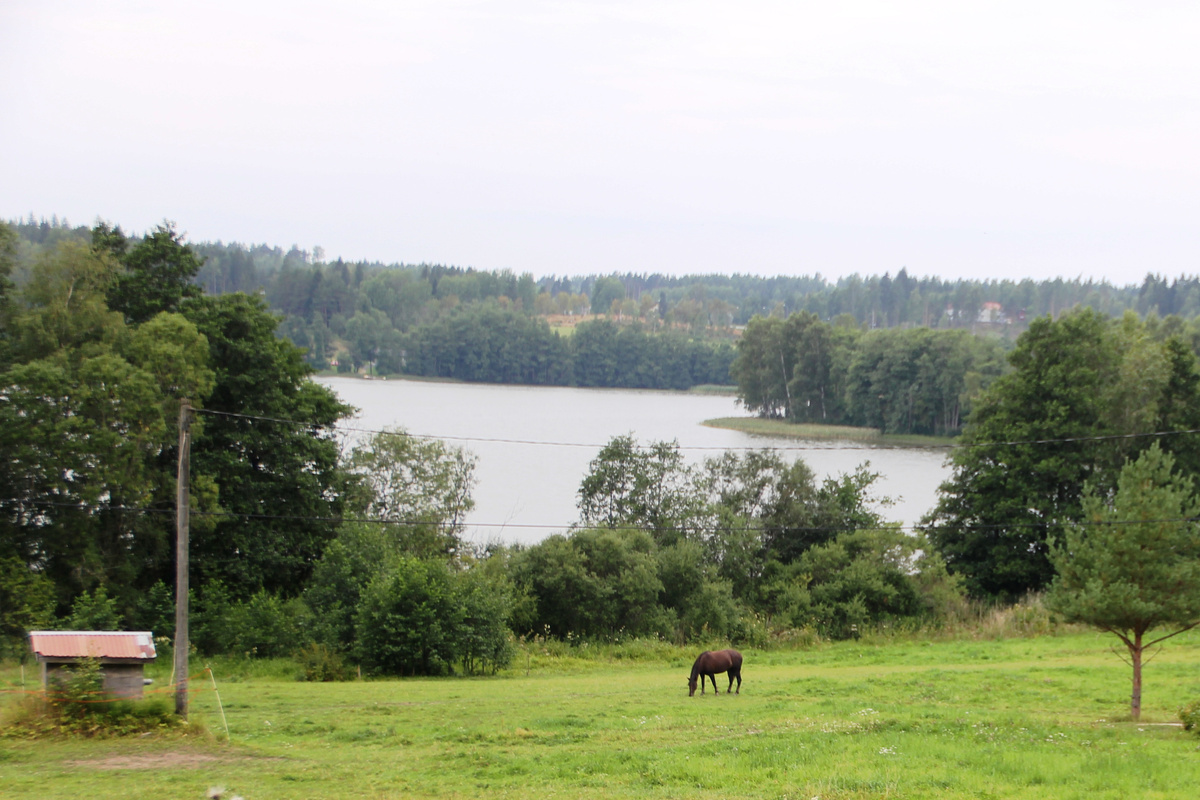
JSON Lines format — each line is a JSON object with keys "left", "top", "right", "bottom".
{"left": 0, "top": 554, "right": 55, "bottom": 656}
{"left": 1181, "top": 699, "right": 1200, "bottom": 735}
{"left": 63, "top": 587, "right": 122, "bottom": 631}
{"left": 227, "top": 591, "right": 313, "bottom": 658}
{"left": 131, "top": 580, "right": 175, "bottom": 639}
{"left": 45, "top": 657, "right": 105, "bottom": 719}
{"left": 727, "top": 608, "right": 771, "bottom": 649}
{"left": 509, "top": 528, "right": 667, "bottom": 639}
{"left": 356, "top": 558, "right": 460, "bottom": 676}
{"left": 191, "top": 581, "right": 235, "bottom": 655}
{"left": 355, "top": 557, "right": 517, "bottom": 676}
{"left": 791, "top": 529, "right": 926, "bottom": 640}
{"left": 679, "top": 579, "right": 740, "bottom": 641}
{"left": 295, "top": 643, "right": 349, "bottom": 682}
{"left": 2, "top": 659, "right": 183, "bottom": 738}
{"left": 455, "top": 568, "right": 515, "bottom": 675}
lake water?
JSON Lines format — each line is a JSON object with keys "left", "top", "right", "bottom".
{"left": 317, "top": 376, "right": 952, "bottom": 545}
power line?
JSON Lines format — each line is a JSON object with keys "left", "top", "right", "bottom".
{"left": 4, "top": 497, "right": 1197, "bottom": 536}
{"left": 192, "top": 407, "right": 1200, "bottom": 453}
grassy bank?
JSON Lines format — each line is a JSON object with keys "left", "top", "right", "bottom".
{"left": 3, "top": 630, "right": 1199, "bottom": 799}
{"left": 704, "top": 416, "right": 954, "bottom": 448}
{"left": 688, "top": 384, "right": 738, "bottom": 395}
{"left": 314, "top": 373, "right": 739, "bottom": 395}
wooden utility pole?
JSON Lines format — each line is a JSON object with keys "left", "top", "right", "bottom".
{"left": 174, "top": 400, "right": 193, "bottom": 719}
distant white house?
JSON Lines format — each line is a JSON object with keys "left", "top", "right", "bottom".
{"left": 978, "top": 302, "right": 1007, "bottom": 324}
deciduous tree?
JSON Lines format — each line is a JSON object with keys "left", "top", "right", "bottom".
{"left": 102, "top": 222, "right": 204, "bottom": 324}
{"left": 183, "top": 293, "right": 352, "bottom": 598}
{"left": 343, "top": 428, "right": 476, "bottom": 559}
{"left": 926, "top": 309, "right": 1200, "bottom": 600}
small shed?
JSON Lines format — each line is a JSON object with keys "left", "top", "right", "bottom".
{"left": 28, "top": 631, "right": 157, "bottom": 700}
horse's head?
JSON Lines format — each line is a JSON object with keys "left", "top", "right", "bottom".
{"left": 687, "top": 678, "right": 697, "bottom": 697}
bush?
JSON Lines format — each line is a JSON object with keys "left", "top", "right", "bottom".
{"left": 455, "top": 568, "right": 515, "bottom": 675}
{"left": 46, "top": 657, "right": 105, "bottom": 718}
{"left": 191, "top": 581, "right": 235, "bottom": 655}
{"left": 356, "top": 558, "right": 460, "bottom": 676}
{"left": 227, "top": 591, "right": 313, "bottom": 658}
{"left": 355, "top": 558, "right": 516, "bottom": 676}
{"left": 1181, "top": 699, "right": 1200, "bottom": 735}
{"left": 63, "top": 587, "right": 122, "bottom": 631}
{"left": 678, "top": 580, "right": 741, "bottom": 641}
{"left": 130, "top": 580, "right": 175, "bottom": 639}
{"left": 304, "top": 523, "right": 398, "bottom": 651}
{"left": 792, "top": 529, "right": 925, "bottom": 640}
{"left": 2, "top": 659, "right": 183, "bottom": 738}
{"left": 295, "top": 643, "right": 350, "bottom": 682}
{"left": 0, "top": 554, "right": 55, "bottom": 656}
{"left": 509, "top": 529, "right": 668, "bottom": 639}
{"left": 727, "top": 608, "right": 771, "bottom": 649}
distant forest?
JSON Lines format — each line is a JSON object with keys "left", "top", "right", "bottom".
{"left": 13, "top": 215, "right": 1200, "bottom": 400}
{"left": 9, "top": 215, "right": 1200, "bottom": 664}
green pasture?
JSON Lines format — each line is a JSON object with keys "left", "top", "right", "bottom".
{"left": 2, "top": 631, "right": 1199, "bottom": 799}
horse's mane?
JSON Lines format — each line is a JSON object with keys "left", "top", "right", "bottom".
{"left": 689, "top": 651, "right": 711, "bottom": 681}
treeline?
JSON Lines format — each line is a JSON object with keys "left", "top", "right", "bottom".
{"left": 187, "top": 235, "right": 1200, "bottom": 340}
{"left": 185, "top": 231, "right": 1200, "bottom": 332}
{"left": 731, "top": 312, "right": 1008, "bottom": 436}
{"left": 9, "top": 218, "right": 735, "bottom": 390}
{"left": 328, "top": 306, "right": 736, "bottom": 390}
{"left": 16, "top": 217, "right": 1200, "bottom": 396}
{"left": 0, "top": 220, "right": 352, "bottom": 654}
{"left": 926, "top": 308, "right": 1200, "bottom": 600}
{"left": 509, "top": 437, "right": 956, "bottom": 645}
{"left": 266, "top": 261, "right": 737, "bottom": 389}
{"left": 0, "top": 218, "right": 961, "bottom": 675}
{"left": 6, "top": 218, "right": 1200, "bottom": 679}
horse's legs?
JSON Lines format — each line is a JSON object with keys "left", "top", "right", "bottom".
{"left": 705, "top": 673, "right": 717, "bottom": 695}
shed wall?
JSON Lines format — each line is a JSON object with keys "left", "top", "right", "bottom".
{"left": 43, "top": 662, "right": 146, "bottom": 700}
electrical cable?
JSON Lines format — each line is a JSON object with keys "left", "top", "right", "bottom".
{"left": 192, "top": 407, "right": 1200, "bottom": 453}
{"left": 3, "top": 497, "right": 1197, "bottom": 535}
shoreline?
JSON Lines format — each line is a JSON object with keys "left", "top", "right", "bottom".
{"left": 702, "top": 416, "right": 954, "bottom": 449}
{"left": 314, "top": 371, "right": 739, "bottom": 397}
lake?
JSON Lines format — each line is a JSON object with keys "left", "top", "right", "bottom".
{"left": 317, "top": 376, "right": 952, "bottom": 545}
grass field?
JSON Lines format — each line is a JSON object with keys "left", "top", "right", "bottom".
{"left": 3, "top": 630, "right": 1199, "bottom": 799}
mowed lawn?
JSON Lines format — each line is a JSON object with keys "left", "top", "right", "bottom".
{"left": 3, "top": 631, "right": 1200, "bottom": 799}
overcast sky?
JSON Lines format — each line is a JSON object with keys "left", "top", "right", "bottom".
{"left": 2, "top": 1, "right": 1198, "bottom": 283}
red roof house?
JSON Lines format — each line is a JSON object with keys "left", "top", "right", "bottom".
{"left": 29, "top": 631, "right": 158, "bottom": 699}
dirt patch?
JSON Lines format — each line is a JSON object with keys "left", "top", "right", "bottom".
{"left": 67, "top": 752, "right": 265, "bottom": 770}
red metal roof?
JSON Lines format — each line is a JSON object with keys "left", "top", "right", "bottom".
{"left": 28, "top": 631, "right": 157, "bottom": 661}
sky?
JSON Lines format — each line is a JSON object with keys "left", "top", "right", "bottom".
{"left": 2, "top": 1, "right": 1198, "bottom": 284}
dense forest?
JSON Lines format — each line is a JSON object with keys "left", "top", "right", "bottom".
{"left": 14, "top": 216, "right": 1200, "bottom": 402}
{"left": 0, "top": 218, "right": 958, "bottom": 674}
{"left": 4, "top": 216, "right": 1200, "bottom": 680}
{"left": 731, "top": 312, "right": 1008, "bottom": 436}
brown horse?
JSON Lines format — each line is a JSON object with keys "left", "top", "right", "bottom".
{"left": 688, "top": 649, "right": 742, "bottom": 696}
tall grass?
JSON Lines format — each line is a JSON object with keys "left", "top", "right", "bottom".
{"left": 0, "top": 659, "right": 185, "bottom": 738}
